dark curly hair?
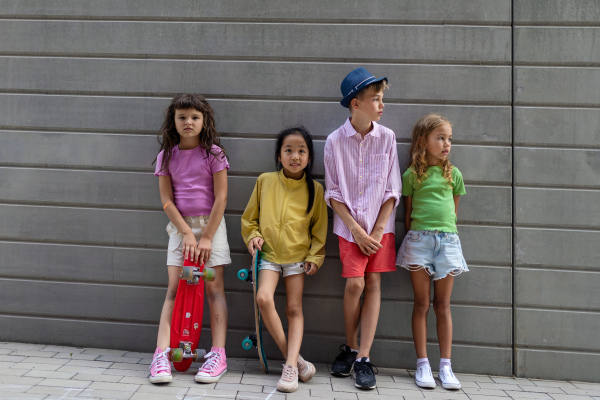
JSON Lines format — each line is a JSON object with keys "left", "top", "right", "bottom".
{"left": 154, "top": 93, "right": 227, "bottom": 173}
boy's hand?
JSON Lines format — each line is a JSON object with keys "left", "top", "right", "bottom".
{"left": 247, "top": 236, "right": 264, "bottom": 256}
{"left": 370, "top": 226, "right": 384, "bottom": 246}
{"left": 182, "top": 231, "right": 198, "bottom": 262}
{"left": 304, "top": 261, "right": 318, "bottom": 276}
{"left": 197, "top": 236, "right": 212, "bottom": 265}
{"left": 352, "top": 226, "right": 382, "bottom": 256}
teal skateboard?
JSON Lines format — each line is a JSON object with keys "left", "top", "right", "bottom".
{"left": 237, "top": 251, "right": 268, "bottom": 373}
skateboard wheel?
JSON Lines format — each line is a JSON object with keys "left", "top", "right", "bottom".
{"left": 181, "top": 267, "right": 194, "bottom": 280}
{"left": 203, "top": 267, "right": 216, "bottom": 282}
{"left": 237, "top": 269, "right": 249, "bottom": 281}
{"left": 242, "top": 337, "right": 253, "bottom": 350}
{"left": 193, "top": 348, "right": 206, "bottom": 362}
{"left": 170, "top": 348, "right": 183, "bottom": 362}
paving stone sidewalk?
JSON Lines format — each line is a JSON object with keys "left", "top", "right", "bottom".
{"left": 1, "top": 342, "right": 599, "bottom": 400}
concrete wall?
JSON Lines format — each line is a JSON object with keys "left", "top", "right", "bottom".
{"left": 0, "top": 0, "right": 597, "bottom": 381}
{"left": 513, "top": 0, "right": 600, "bottom": 382}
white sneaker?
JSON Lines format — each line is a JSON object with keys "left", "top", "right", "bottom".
{"left": 438, "top": 365, "right": 461, "bottom": 389}
{"left": 415, "top": 363, "right": 436, "bottom": 388}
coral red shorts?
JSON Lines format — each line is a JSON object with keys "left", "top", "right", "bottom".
{"left": 339, "top": 233, "right": 397, "bottom": 278}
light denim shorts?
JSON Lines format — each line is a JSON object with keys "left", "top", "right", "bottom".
{"left": 166, "top": 216, "right": 231, "bottom": 268}
{"left": 258, "top": 259, "right": 305, "bottom": 278}
{"left": 396, "top": 230, "right": 468, "bottom": 280}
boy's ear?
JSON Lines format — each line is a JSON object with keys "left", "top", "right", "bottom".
{"left": 350, "top": 97, "right": 359, "bottom": 110}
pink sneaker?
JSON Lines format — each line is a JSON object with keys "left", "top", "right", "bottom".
{"left": 297, "top": 355, "right": 316, "bottom": 382}
{"left": 149, "top": 347, "right": 172, "bottom": 384}
{"left": 195, "top": 347, "right": 227, "bottom": 383}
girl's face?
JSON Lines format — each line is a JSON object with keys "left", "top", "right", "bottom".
{"left": 174, "top": 108, "right": 204, "bottom": 145}
{"left": 278, "top": 133, "right": 310, "bottom": 180}
{"left": 425, "top": 123, "right": 452, "bottom": 166}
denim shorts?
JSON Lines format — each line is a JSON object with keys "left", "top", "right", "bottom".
{"left": 258, "top": 259, "right": 305, "bottom": 278}
{"left": 396, "top": 230, "right": 468, "bottom": 280}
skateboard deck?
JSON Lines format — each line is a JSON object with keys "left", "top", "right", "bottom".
{"left": 237, "top": 251, "right": 268, "bottom": 373}
{"left": 170, "top": 257, "right": 215, "bottom": 372}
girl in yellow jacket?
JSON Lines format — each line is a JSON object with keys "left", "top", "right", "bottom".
{"left": 241, "top": 126, "right": 328, "bottom": 393}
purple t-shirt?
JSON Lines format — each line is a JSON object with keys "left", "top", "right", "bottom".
{"left": 155, "top": 145, "right": 229, "bottom": 216}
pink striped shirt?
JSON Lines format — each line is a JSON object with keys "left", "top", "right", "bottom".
{"left": 324, "top": 118, "right": 401, "bottom": 243}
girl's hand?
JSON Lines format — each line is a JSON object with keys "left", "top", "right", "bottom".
{"left": 197, "top": 236, "right": 212, "bottom": 265}
{"left": 182, "top": 232, "right": 198, "bottom": 263}
{"left": 304, "top": 262, "right": 318, "bottom": 276}
{"left": 351, "top": 226, "right": 382, "bottom": 256}
{"left": 248, "top": 236, "right": 264, "bottom": 256}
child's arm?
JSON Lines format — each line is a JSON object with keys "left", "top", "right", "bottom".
{"left": 454, "top": 195, "right": 460, "bottom": 217}
{"left": 404, "top": 196, "right": 413, "bottom": 233}
{"left": 305, "top": 186, "right": 328, "bottom": 275}
{"left": 330, "top": 199, "right": 382, "bottom": 256}
{"left": 241, "top": 177, "right": 264, "bottom": 256}
{"left": 197, "top": 169, "right": 228, "bottom": 265}
{"left": 159, "top": 175, "right": 199, "bottom": 262}
{"left": 370, "top": 197, "right": 396, "bottom": 243}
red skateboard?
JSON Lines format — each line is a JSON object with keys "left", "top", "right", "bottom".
{"left": 170, "top": 257, "right": 215, "bottom": 372}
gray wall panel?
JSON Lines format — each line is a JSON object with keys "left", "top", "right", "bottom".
{"left": 515, "top": 228, "right": 600, "bottom": 271}
{"left": 0, "top": 61, "right": 511, "bottom": 103}
{"left": 515, "top": 27, "right": 600, "bottom": 64}
{"left": 515, "top": 188, "right": 600, "bottom": 228}
{"left": 515, "top": 67, "right": 600, "bottom": 106}
{"left": 0, "top": 0, "right": 512, "bottom": 22}
{"left": 514, "top": 148, "right": 600, "bottom": 188}
{"left": 514, "top": 107, "right": 600, "bottom": 147}
{"left": 516, "top": 268, "right": 600, "bottom": 310}
{"left": 514, "top": 0, "right": 600, "bottom": 24}
{"left": 0, "top": 21, "right": 511, "bottom": 63}
{"left": 515, "top": 308, "right": 600, "bottom": 351}
{"left": 517, "top": 349, "right": 600, "bottom": 383}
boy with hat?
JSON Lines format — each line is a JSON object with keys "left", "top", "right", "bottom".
{"left": 324, "top": 67, "right": 401, "bottom": 389}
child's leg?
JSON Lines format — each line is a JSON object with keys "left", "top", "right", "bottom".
{"left": 156, "top": 266, "right": 183, "bottom": 350}
{"left": 410, "top": 268, "right": 432, "bottom": 358}
{"left": 343, "top": 276, "right": 365, "bottom": 350}
{"left": 282, "top": 273, "right": 305, "bottom": 366}
{"left": 204, "top": 265, "right": 227, "bottom": 348}
{"left": 356, "top": 272, "right": 381, "bottom": 359}
{"left": 256, "top": 269, "right": 288, "bottom": 359}
{"left": 433, "top": 275, "right": 455, "bottom": 359}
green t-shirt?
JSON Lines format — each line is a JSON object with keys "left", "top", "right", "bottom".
{"left": 402, "top": 166, "right": 466, "bottom": 233}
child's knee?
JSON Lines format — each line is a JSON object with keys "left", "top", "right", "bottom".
{"left": 285, "top": 301, "right": 302, "bottom": 319}
{"left": 345, "top": 278, "right": 365, "bottom": 297}
{"left": 256, "top": 291, "right": 274, "bottom": 311}
{"left": 413, "top": 297, "right": 430, "bottom": 315}
{"left": 433, "top": 299, "right": 451, "bottom": 316}
{"left": 364, "top": 274, "right": 381, "bottom": 294}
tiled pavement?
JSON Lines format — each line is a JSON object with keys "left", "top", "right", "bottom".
{"left": 1, "top": 342, "right": 599, "bottom": 400}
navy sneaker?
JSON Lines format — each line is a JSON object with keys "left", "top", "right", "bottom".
{"left": 330, "top": 345, "right": 358, "bottom": 377}
{"left": 352, "top": 357, "right": 378, "bottom": 389}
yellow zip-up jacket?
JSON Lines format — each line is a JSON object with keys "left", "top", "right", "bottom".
{"left": 241, "top": 170, "right": 327, "bottom": 268}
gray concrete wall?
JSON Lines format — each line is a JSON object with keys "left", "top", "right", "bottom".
{"left": 0, "top": 0, "right": 596, "bottom": 381}
{"left": 513, "top": 0, "right": 600, "bottom": 382}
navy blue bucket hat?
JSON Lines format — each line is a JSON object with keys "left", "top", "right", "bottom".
{"left": 340, "top": 67, "right": 388, "bottom": 108}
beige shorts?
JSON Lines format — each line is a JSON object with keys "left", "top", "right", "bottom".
{"left": 166, "top": 216, "right": 231, "bottom": 268}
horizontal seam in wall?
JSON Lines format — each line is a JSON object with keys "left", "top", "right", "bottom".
{"left": 0, "top": 16, "right": 513, "bottom": 26}
{"left": 514, "top": 185, "right": 600, "bottom": 191}
{"left": 515, "top": 265, "right": 600, "bottom": 273}
{"left": 514, "top": 225, "right": 600, "bottom": 233}
{"left": 516, "top": 306, "right": 600, "bottom": 314}
{"left": 515, "top": 346, "right": 600, "bottom": 355}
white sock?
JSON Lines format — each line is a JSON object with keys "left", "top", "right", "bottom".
{"left": 417, "top": 358, "right": 429, "bottom": 368}
{"left": 350, "top": 347, "right": 358, "bottom": 353}
{"left": 440, "top": 358, "right": 451, "bottom": 370}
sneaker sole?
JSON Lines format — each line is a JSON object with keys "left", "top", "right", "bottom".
{"left": 415, "top": 378, "right": 436, "bottom": 389}
{"left": 352, "top": 370, "right": 376, "bottom": 389}
{"left": 149, "top": 375, "right": 172, "bottom": 384}
{"left": 331, "top": 370, "right": 351, "bottom": 377}
{"left": 194, "top": 369, "right": 227, "bottom": 383}
{"left": 441, "top": 382, "right": 461, "bottom": 390}
{"left": 276, "top": 382, "right": 299, "bottom": 392}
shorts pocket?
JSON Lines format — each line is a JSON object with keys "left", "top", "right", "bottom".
{"left": 166, "top": 222, "right": 183, "bottom": 252}
{"left": 446, "top": 233, "right": 460, "bottom": 245}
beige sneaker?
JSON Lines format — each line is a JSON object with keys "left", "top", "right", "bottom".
{"left": 297, "top": 355, "right": 316, "bottom": 382}
{"left": 276, "top": 364, "right": 298, "bottom": 392}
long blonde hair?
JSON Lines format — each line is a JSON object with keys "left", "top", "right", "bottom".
{"left": 407, "top": 113, "right": 453, "bottom": 188}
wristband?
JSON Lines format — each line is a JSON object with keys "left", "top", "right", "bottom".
{"left": 162, "top": 201, "right": 172, "bottom": 210}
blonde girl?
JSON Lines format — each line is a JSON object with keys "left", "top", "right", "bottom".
{"left": 396, "top": 114, "right": 468, "bottom": 390}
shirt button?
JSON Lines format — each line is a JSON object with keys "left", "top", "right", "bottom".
{"left": 360, "top": 192, "right": 363, "bottom": 195}
{"left": 360, "top": 159, "right": 362, "bottom": 162}
{"left": 359, "top": 176, "right": 362, "bottom": 179}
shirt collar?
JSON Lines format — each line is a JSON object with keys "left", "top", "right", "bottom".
{"left": 342, "top": 117, "right": 380, "bottom": 138}
{"left": 278, "top": 169, "right": 306, "bottom": 187}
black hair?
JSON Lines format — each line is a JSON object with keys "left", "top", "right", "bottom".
{"left": 274, "top": 126, "right": 316, "bottom": 214}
